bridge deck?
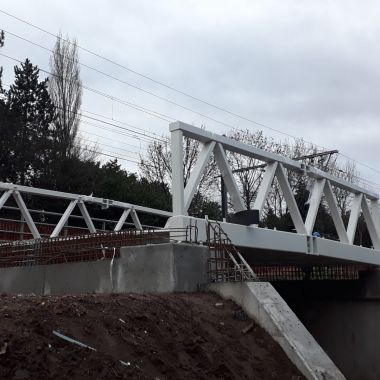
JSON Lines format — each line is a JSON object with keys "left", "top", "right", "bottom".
{"left": 167, "top": 216, "right": 380, "bottom": 268}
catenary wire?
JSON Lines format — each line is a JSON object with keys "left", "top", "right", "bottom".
{"left": 1, "top": 24, "right": 380, "bottom": 182}
{"left": 2, "top": 25, "right": 380, "bottom": 180}
{"left": 0, "top": 56, "right": 169, "bottom": 144}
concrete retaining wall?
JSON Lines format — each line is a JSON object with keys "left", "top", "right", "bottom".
{"left": 209, "top": 282, "right": 345, "bottom": 380}
{"left": 0, "top": 243, "right": 209, "bottom": 295}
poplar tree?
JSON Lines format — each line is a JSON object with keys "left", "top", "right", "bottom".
{"left": 0, "top": 30, "right": 4, "bottom": 90}
{"left": 49, "top": 33, "right": 82, "bottom": 159}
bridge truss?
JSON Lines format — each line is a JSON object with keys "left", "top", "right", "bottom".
{"left": 166, "top": 121, "right": 380, "bottom": 267}
{"left": 0, "top": 182, "right": 172, "bottom": 240}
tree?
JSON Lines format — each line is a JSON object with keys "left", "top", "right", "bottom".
{"left": 49, "top": 33, "right": 82, "bottom": 159}
{"left": 226, "top": 129, "right": 275, "bottom": 209}
{"left": 139, "top": 138, "right": 172, "bottom": 199}
{"left": 139, "top": 135, "right": 218, "bottom": 217}
{"left": 6, "top": 59, "right": 55, "bottom": 185}
{"left": 0, "top": 30, "right": 4, "bottom": 90}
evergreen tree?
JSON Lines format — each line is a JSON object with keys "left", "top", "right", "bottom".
{"left": 6, "top": 59, "right": 56, "bottom": 185}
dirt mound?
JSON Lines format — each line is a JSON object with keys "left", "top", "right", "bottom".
{"left": 0, "top": 292, "right": 303, "bottom": 379}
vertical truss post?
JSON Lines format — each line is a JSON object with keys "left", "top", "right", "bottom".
{"left": 78, "top": 201, "right": 96, "bottom": 233}
{"left": 214, "top": 143, "right": 245, "bottom": 212}
{"left": 347, "top": 193, "right": 363, "bottom": 245}
{"left": 130, "top": 208, "right": 143, "bottom": 230}
{"left": 304, "top": 179, "right": 325, "bottom": 235}
{"left": 114, "top": 208, "right": 131, "bottom": 232}
{"left": 171, "top": 128, "right": 185, "bottom": 216}
{"left": 13, "top": 191, "right": 41, "bottom": 239}
{"left": 253, "top": 162, "right": 278, "bottom": 216}
{"left": 221, "top": 178, "right": 227, "bottom": 219}
{"left": 275, "top": 163, "right": 307, "bottom": 234}
{"left": 50, "top": 200, "right": 78, "bottom": 238}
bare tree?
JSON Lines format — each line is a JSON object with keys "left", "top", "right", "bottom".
{"left": 49, "top": 32, "right": 82, "bottom": 159}
{"left": 329, "top": 160, "right": 358, "bottom": 216}
{"left": 139, "top": 138, "right": 172, "bottom": 198}
{"left": 226, "top": 129, "right": 274, "bottom": 209}
{"left": 139, "top": 135, "right": 216, "bottom": 206}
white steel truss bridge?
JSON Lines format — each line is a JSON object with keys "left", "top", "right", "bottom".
{"left": 0, "top": 121, "right": 379, "bottom": 268}
{"left": 165, "top": 122, "right": 380, "bottom": 268}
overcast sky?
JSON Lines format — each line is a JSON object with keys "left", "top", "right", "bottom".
{"left": 1, "top": 0, "right": 380, "bottom": 189}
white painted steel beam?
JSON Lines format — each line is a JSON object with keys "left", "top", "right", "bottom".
{"left": 370, "top": 199, "right": 380, "bottom": 238}
{"left": 304, "top": 179, "right": 326, "bottom": 235}
{"left": 167, "top": 215, "right": 380, "bottom": 266}
{"left": 347, "top": 193, "right": 363, "bottom": 245}
{"left": 184, "top": 141, "right": 216, "bottom": 212}
{"left": 0, "top": 182, "right": 172, "bottom": 218}
{"left": 50, "top": 200, "right": 78, "bottom": 238}
{"left": 13, "top": 191, "right": 41, "bottom": 239}
{"left": 0, "top": 190, "right": 13, "bottom": 210}
{"left": 253, "top": 162, "right": 278, "bottom": 216}
{"left": 361, "top": 196, "right": 380, "bottom": 250}
{"left": 307, "top": 166, "right": 378, "bottom": 201}
{"left": 213, "top": 143, "right": 245, "bottom": 212}
{"left": 323, "top": 181, "right": 349, "bottom": 244}
{"left": 171, "top": 129, "right": 185, "bottom": 216}
{"left": 77, "top": 201, "right": 96, "bottom": 233}
{"left": 130, "top": 208, "right": 143, "bottom": 230}
{"left": 114, "top": 209, "right": 131, "bottom": 232}
{"left": 170, "top": 121, "right": 303, "bottom": 172}
{"left": 170, "top": 121, "right": 379, "bottom": 200}
{"left": 275, "top": 164, "right": 307, "bottom": 235}
{"left": 131, "top": 209, "right": 143, "bottom": 231}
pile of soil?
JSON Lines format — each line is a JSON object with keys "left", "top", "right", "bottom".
{"left": 0, "top": 292, "right": 303, "bottom": 379}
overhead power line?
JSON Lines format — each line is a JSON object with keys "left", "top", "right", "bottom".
{"left": 0, "top": 56, "right": 168, "bottom": 144}
{"left": 0, "top": 10, "right": 305, "bottom": 138}
{"left": 80, "top": 137, "right": 142, "bottom": 158}
{"left": 79, "top": 120, "right": 155, "bottom": 145}
{"left": 80, "top": 127, "right": 148, "bottom": 152}
{"left": 2, "top": 29, "right": 238, "bottom": 130}
{"left": 1, "top": 13, "right": 380, "bottom": 180}
{"left": 83, "top": 147, "right": 140, "bottom": 165}
{"left": 0, "top": 52, "right": 174, "bottom": 129}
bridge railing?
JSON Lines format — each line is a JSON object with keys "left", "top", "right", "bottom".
{"left": 170, "top": 121, "right": 380, "bottom": 250}
{"left": 0, "top": 182, "right": 172, "bottom": 240}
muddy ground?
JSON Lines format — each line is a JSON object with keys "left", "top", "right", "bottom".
{"left": 0, "top": 292, "right": 303, "bottom": 379}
